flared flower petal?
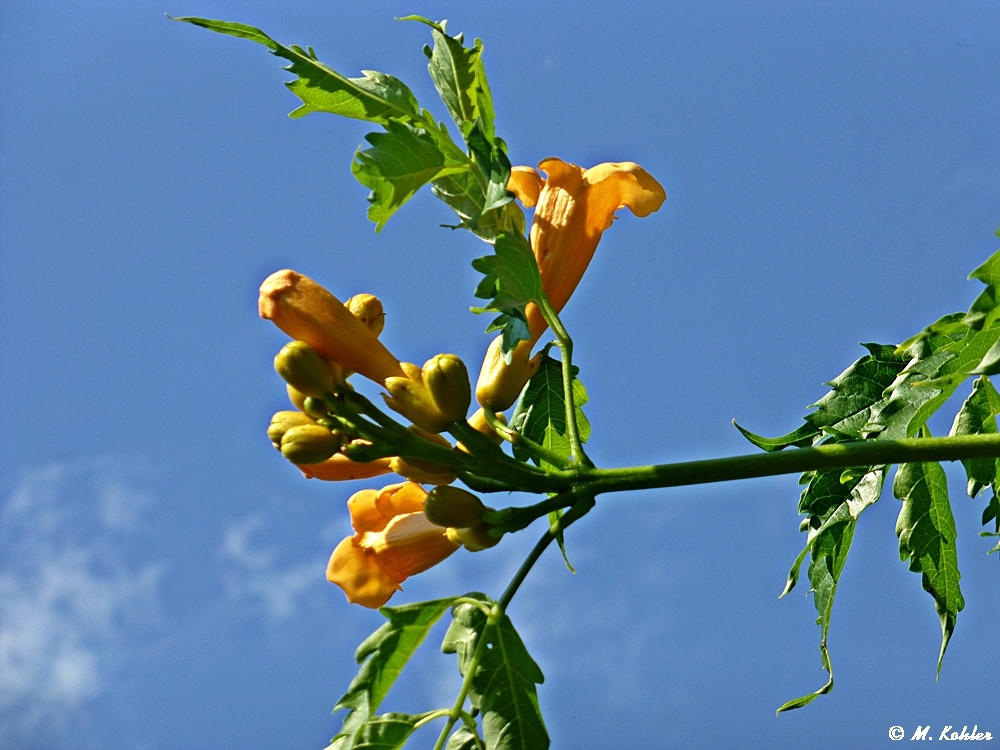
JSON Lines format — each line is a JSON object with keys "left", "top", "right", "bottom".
{"left": 326, "top": 537, "right": 400, "bottom": 608}
{"left": 358, "top": 511, "right": 459, "bottom": 582}
{"left": 259, "top": 269, "right": 405, "bottom": 384}
{"left": 330, "top": 481, "right": 459, "bottom": 608}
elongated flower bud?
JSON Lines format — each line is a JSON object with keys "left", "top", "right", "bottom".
{"left": 267, "top": 410, "right": 316, "bottom": 447}
{"left": 424, "top": 486, "right": 486, "bottom": 529}
{"left": 475, "top": 336, "right": 542, "bottom": 411}
{"left": 389, "top": 456, "right": 456, "bottom": 485}
{"left": 383, "top": 362, "right": 453, "bottom": 433}
{"left": 274, "top": 341, "right": 337, "bottom": 398}
{"left": 423, "top": 354, "right": 471, "bottom": 423}
{"left": 345, "top": 294, "right": 385, "bottom": 337}
{"left": 259, "top": 270, "right": 404, "bottom": 384}
{"left": 298, "top": 454, "right": 393, "bottom": 482}
{"left": 280, "top": 424, "right": 341, "bottom": 465}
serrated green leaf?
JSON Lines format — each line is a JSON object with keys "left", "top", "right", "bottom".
{"left": 949, "top": 376, "right": 1000, "bottom": 496}
{"left": 963, "top": 248, "right": 1000, "bottom": 330}
{"left": 893, "top": 461, "right": 965, "bottom": 675}
{"left": 442, "top": 599, "right": 549, "bottom": 750}
{"left": 509, "top": 352, "right": 590, "bottom": 469}
{"left": 173, "top": 17, "right": 421, "bottom": 124}
{"left": 806, "top": 343, "right": 910, "bottom": 437}
{"left": 411, "top": 19, "right": 496, "bottom": 142}
{"left": 869, "top": 321, "right": 1000, "bottom": 440}
{"left": 777, "top": 467, "right": 883, "bottom": 713}
{"left": 736, "top": 343, "right": 906, "bottom": 449}
{"left": 332, "top": 598, "right": 456, "bottom": 749}
{"left": 352, "top": 120, "right": 469, "bottom": 232}
{"left": 471, "top": 233, "right": 543, "bottom": 350}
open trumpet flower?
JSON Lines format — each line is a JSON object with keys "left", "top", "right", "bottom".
{"left": 508, "top": 157, "right": 666, "bottom": 342}
{"left": 326, "top": 482, "right": 459, "bottom": 608}
{"left": 476, "top": 158, "right": 666, "bottom": 410}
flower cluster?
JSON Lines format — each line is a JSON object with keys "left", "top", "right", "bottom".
{"left": 260, "top": 158, "right": 664, "bottom": 607}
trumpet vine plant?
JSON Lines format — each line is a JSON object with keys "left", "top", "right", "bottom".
{"left": 178, "top": 15, "right": 1000, "bottom": 750}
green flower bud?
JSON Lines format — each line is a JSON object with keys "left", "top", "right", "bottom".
{"left": 280, "top": 424, "right": 340, "bottom": 465}
{"left": 424, "top": 486, "right": 486, "bottom": 529}
{"left": 446, "top": 521, "right": 502, "bottom": 552}
{"left": 274, "top": 341, "right": 336, "bottom": 399}
{"left": 267, "top": 410, "right": 316, "bottom": 447}
{"left": 423, "top": 354, "right": 471, "bottom": 423}
{"left": 302, "top": 396, "right": 329, "bottom": 420}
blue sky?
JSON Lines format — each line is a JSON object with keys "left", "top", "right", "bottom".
{"left": 1, "top": 2, "right": 999, "bottom": 749}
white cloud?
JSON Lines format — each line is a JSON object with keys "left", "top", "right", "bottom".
{"left": 0, "top": 460, "right": 163, "bottom": 744}
{"left": 219, "top": 514, "right": 326, "bottom": 621}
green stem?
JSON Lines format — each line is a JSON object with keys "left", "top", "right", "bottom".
{"left": 536, "top": 295, "right": 592, "bottom": 467}
{"left": 582, "top": 433, "right": 1000, "bottom": 495}
{"left": 432, "top": 495, "right": 595, "bottom": 750}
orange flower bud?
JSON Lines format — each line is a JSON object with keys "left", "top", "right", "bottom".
{"left": 259, "top": 270, "right": 404, "bottom": 384}
{"left": 475, "top": 336, "right": 542, "bottom": 411}
{"left": 344, "top": 293, "right": 386, "bottom": 337}
{"left": 383, "top": 362, "right": 453, "bottom": 433}
{"left": 298, "top": 454, "right": 393, "bottom": 482}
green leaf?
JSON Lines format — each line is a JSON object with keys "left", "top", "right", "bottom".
{"left": 405, "top": 17, "right": 496, "bottom": 142}
{"left": 445, "top": 726, "right": 482, "bottom": 750}
{"left": 963, "top": 248, "right": 1000, "bottom": 331}
{"left": 868, "top": 320, "right": 1000, "bottom": 439}
{"left": 949, "top": 376, "right": 1000, "bottom": 496}
{"left": 173, "top": 17, "right": 421, "bottom": 124}
{"left": 332, "top": 598, "right": 456, "bottom": 749}
{"left": 442, "top": 598, "right": 549, "bottom": 750}
{"left": 471, "top": 233, "right": 544, "bottom": 350}
{"left": 509, "top": 351, "right": 590, "bottom": 469}
{"left": 735, "top": 343, "right": 906, "bottom": 449}
{"left": 893, "top": 461, "right": 965, "bottom": 675}
{"left": 349, "top": 713, "right": 427, "bottom": 750}
{"left": 981, "top": 494, "right": 1000, "bottom": 554}
{"left": 805, "top": 343, "right": 910, "bottom": 437}
{"left": 777, "top": 466, "right": 884, "bottom": 713}
{"left": 352, "top": 120, "right": 469, "bottom": 232}
{"left": 733, "top": 422, "right": 819, "bottom": 452}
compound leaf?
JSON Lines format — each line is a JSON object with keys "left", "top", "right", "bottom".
{"left": 353, "top": 120, "right": 469, "bottom": 232}
{"left": 442, "top": 598, "right": 549, "bottom": 750}
{"left": 173, "top": 17, "right": 421, "bottom": 123}
{"left": 777, "top": 466, "right": 884, "bottom": 712}
{"left": 331, "top": 598, "right": 456, "bottom": 749}
{"left": 471, "top": 233, "right": 544, "bottom": 351}
{"left": 893, "top": 460, "right": 965, "bottom": 676}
